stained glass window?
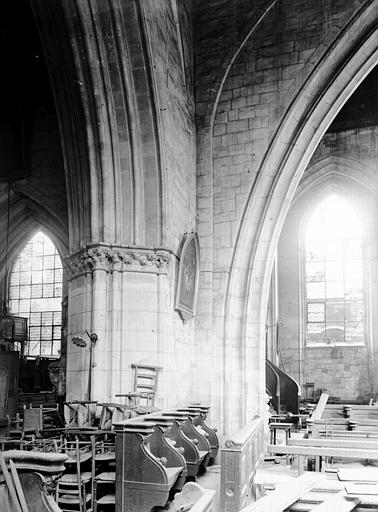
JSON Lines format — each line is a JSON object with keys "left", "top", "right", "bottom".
{"left": 9, "top": 232, "right": 62, "bottom": 356}
{"left": 305, "top": 195, "right": 365, "bottom": 346}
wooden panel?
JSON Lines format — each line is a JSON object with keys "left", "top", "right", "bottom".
{"left": 309, "top": 491, "right": 359, "bottom": 511}
{"left": 345, "top": 483, "right": 378, "bottom": 495}
{"left": 221, "top": 416, "right": 264, "bottom": 512}
{"left": 239, "top": 473, "right": 323, "bottom": 512}
{"left": 338, "top": 468, "right": 378, "bottom": 481}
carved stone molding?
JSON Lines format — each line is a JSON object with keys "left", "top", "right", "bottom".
{"left": 65, "top": 245, "right": 171, "bottom": 279}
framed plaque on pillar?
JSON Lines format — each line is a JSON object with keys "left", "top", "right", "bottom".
{"left": 175, "top": 232, "right": 200, "bottom": 322}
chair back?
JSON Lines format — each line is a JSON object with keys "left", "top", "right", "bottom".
{"left": 131, "top": 364, "right": 162, "bottom": 412}
{"left": 64, "top": 401, "right": 97, "bottom": 427}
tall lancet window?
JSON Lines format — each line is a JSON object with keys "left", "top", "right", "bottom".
{"left": 9, "top": 231, "right": 63, "bottom": 356}
{"left": 305, "top": 195, "right": 365, "bottom": 346}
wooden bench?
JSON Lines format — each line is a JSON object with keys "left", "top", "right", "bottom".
{"left": 308, "top": 417, "right": 378, "bottom": 437}
{"left": 322, "top": 403, "right": 378, "bottom": 420}
{"left": 310, "top": 395, "right": 378, "bottom": 434}
{"left": 114, "top": 420, "right": 186, "bottom": 512}
{"left": 220, "top": 416, "right": 264, "bottom": 512}
{"left": 315, "top": 429, "right": 378, "bottom": 439}
{"left": 268, "top": 441, "right": 378, "bottom": 475}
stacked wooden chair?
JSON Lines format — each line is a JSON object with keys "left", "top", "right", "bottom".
{"left": 55, "top": 435, "right": 95, "bottom": 511}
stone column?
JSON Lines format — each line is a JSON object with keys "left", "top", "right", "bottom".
{"left": 65, "top": 244, "right": 179, "bottom": 406}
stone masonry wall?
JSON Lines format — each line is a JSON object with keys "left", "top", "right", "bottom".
{"left": 194, "top": 0, "right": 369, "bottom": 427}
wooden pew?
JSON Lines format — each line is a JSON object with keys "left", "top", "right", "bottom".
{"left": 115, "top": 420, "right": 186, "bottom": 512}
{"left": 146, "top": 413, "right": 210, "bottom": 479}
{"left": 177, "top": 406, "right": 219, "bottom": 464}
{"left": 158, "top": 411, "right": 211, "bottom": 475}
{"left": 220, "top": 416, "right": 264, "bottom": 512}
{"left": 0, "top": 450, "right": 68, "bottom": 512}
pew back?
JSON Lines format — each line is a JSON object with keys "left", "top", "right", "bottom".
{"left": 220, "top": 416, "right": 264, "bottom": 512}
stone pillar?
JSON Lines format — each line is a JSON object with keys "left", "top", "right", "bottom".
{"left": 65, "top": 244, "right": 182, "bottom": 407}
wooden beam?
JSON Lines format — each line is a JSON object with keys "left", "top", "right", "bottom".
{"left": 288, "top": 438, "right": 378, "bottom": 450}
{"left": 312, "top": 394, "right": 329, "bottom": 420}
{"left": 268, "top": 444, "right": 378, "bottom": 459}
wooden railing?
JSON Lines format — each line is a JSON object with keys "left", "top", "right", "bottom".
{"left": 266, "top": 359, "right": 300, "bottom": 414}
{"left": 220, "top": 416, "right": 264, "bottom": 512}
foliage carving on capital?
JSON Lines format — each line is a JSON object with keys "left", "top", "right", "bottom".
{"left": 66, "top": 246, "right": 171, "bottom": 279}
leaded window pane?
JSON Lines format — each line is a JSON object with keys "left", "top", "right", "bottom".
{"left": 305, "top": 195, "right": 365, "bottom": 346}
{"left": 307, "top": 303, "right": 325, "bottom": 322}
{"left": 9, "top": 232, "right": 62, "bottom": 357}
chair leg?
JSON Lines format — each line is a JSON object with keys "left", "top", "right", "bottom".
{"left": 93, "top": 478, "right": 97, "bottom": 512}
{"left": 76, "top": 440, "right": 83, "bottom": 512}
{"left": 82, "top": 481, "right": 87, "bottom": 512}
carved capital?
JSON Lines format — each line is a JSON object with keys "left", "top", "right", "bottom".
{"left": 66, "top": 245, "right": 171, "bottom": 279}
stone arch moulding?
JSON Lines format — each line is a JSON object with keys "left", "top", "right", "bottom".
{"left": 30, "top": 0, "right": 163, "bottom": 251}
{"left": 222, "top": 0, "right": 378, "bottom": 433}
{"left": 293, "top": 155, "right": 378, "bottom": 206}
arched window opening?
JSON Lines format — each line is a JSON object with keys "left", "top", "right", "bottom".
{"left": 305, "top": 194, "right": 365, "bottom": 346}
{"left": 9, "top": 231, "right": 63, "bottom": 356}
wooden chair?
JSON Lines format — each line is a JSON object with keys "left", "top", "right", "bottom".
{"left": 132, "top": 363, "right": 162, "bottom": 413}
{"left": 64, "top": 401, "right": 98, "bottom": 429}
{"left": 98, "top": 402, "right": 130, "bottom": 430}
{"left": 55, "top": 435, "right": 95, "bottom": 512}
{"left": 93, "top": 470, "right": 115, "bottom": 512}
{"left": 7, "top": 405, "right": 57, "bottom": 445}
{"left": 115, "top": 364, "right": 162, "bottom": 415}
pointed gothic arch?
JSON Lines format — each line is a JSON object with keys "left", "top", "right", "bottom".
{"left": 222, "top": 0, "right": 378, "bottom": 431}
